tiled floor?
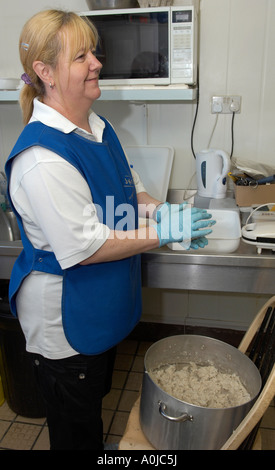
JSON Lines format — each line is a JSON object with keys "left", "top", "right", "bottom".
{"left": 0, "top": 338, "right": 274, "bottom": 450}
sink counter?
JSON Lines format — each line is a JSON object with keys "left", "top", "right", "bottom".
{"left": 1, "top": 240, "right": 275, "bottom": 295}
{"left": 141, "top": 241, "right": 275, "bottom": 295}
{"left": 0, "top": 240, "right": 23, "bottom": 254}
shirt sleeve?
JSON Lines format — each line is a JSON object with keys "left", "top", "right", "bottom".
{"left": 122, "top": 151, "right": 146, "bottom": 194}
{"left": 131, "top": 167, "right": 146, "bottom": 194}
{"left": 10, "top": 146, "right": 110, "bottom": 269}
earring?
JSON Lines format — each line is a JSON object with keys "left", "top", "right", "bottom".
{"left": 49, "top": 82, "right": 53, "bottom": 89}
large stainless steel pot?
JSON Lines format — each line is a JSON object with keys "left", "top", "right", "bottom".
{"left": 86, "top": 0, "right": 138, "bottom": 9}
{"left": 140, "top": 335, "right": 262, "bottom": 450}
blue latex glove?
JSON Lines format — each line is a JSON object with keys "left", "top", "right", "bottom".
{"left": 189, "top": 236, "right": 209, "bottom": 250}
{"left": 152, "top": 202, "right": 215, "bottom": 248}
{"left": 190, "top": 207, "right": 216, "bottom": 239}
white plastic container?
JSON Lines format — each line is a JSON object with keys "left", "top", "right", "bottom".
{"left": 125, "top": 145, "right": 174, "bottom": 202}
{"left": 168, "top": 209, "right": 241, "bottom": 253}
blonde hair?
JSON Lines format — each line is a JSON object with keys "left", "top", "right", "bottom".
{"left": 19, "top": 10, "right": 98, "bottom": 124}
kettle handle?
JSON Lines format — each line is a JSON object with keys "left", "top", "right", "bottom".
{"left": 214, "top": 149, "right": 230, "bottom": 179}
{"left": 158, "top": 401, "right": 193, "bottom": 423}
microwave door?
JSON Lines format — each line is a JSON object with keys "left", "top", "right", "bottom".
{"left": 94, "top": 12, "right": 170, "bottom": 86}
{"left": 131, "top": 23, "right": 169, "bottom": 81}
{"left": 98, "top": 25, "right": 134, "bottom": 80}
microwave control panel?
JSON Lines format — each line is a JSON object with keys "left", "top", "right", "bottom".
{"left": 171, "top": 7, "right": 197, "bottom": 84}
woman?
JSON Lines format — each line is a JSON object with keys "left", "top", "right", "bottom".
{"left": 5, "top": 10, "right": 214, "bottom": 450}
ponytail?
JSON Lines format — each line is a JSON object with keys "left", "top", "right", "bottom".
{"left": 19, "top": 77, "right": 44, "bottom": 125}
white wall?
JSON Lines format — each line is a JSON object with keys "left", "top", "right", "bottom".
{"left": 1, "top": 0, "right": 274, "bottom": 183}
{"left": 93, "top": 0, "right": 275, "bottom": 189}
{"left": 0, "top": 0, "right": 273, "bottom": 329}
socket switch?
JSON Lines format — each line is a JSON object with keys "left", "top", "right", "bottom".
{"left": 211, "top": 95, "right": 241, "bottom": 114}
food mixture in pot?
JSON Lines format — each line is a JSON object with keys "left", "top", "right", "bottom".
{"left": 149, "top": 362, "right": 251, "bottom": 408}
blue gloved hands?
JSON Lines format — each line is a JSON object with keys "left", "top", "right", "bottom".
{"left": 152, "top": 202, "right": 215, "bottom": 249}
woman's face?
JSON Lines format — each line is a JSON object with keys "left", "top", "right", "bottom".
{"left": 53, "top": 39, "right": 103, "bottom": 110}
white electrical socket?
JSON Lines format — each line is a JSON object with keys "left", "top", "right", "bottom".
{"left": 211, "top": 95, "right": 242, "bottom": 114}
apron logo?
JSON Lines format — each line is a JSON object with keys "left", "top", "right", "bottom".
{"left": 124, "top": 175, "right": 134, "bottom": 187}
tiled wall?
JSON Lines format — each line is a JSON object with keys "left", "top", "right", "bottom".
{"left": 1, "top": 0, "right": 275, "bottom": 181}
{"left": 93, "top": 0, "right": 275, "bottom": 189}
{"left": 141, "top": 288, "right": 270, "bottom": 331}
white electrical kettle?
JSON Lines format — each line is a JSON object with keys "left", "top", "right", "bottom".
{"left": 196, "top": 149, "right": 230, "bottom": 199}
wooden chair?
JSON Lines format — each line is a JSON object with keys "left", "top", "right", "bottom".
{"left": 120, "top": 296, "right": 275, "bottom": 451}
{"left": 221, "top": 295, "right": 275, "bottom": 450}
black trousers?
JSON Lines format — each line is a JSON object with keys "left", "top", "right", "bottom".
{"left": 30, "top": 347, "right": 116, "bottom": 450}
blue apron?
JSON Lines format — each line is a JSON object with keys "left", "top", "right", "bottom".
{"left": 5, "top": 119, "right": 142, "bottom": 355}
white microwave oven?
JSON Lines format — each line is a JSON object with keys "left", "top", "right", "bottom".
{"left": 81, "top": 6, "right": 198, "bottom": 87}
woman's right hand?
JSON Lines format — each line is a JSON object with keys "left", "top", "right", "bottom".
{"left": 152, "top": 202, "right": 215, "bottom": 248}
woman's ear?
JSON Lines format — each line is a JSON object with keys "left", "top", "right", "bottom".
{"left": 33, "top": 61, "right": 53, "bottom": 87}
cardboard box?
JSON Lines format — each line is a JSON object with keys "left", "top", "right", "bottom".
{"left": 234, "top": 183, "right": 275, "bottom": 207}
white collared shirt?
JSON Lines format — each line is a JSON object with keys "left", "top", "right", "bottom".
{"left": 30, "top": 97, "right": 106, "bottom": 141}
{"left": 9, "top": 98, "right": 145, "bottom": 359}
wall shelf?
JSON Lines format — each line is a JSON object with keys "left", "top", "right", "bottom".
{"left": 0, "top": 85, "right": 197, "bottom": 103}
{"left": 96, "top": 85, "right": 197, "bottom": 101}
{"left": 0, "top": 90, "right": 21, "bottom": 102}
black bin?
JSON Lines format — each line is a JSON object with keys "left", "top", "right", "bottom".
{"left": 0, "top": 281, "right": 46, "bottom": 418}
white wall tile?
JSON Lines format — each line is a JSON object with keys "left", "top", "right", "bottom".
{"left": 141, "top": 289, "right": 270, "bottom": 330}
{"left": 187, "top": 291, "right": 269, "bottom": 330}
{"left": 141, "top": 288, "right": 189, "bottom": 325}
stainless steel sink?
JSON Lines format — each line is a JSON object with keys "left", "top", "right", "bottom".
{"left": 0, "top": 208, "right": 13, "bottom": 241}
{"left": 0, "top": 207, "right": 22, "bottom": 278}
{"left": 0, "top": 207, "right": 20, "bottom": 242}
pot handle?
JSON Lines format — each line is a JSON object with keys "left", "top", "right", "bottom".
{"left": 158, "top": 401, "right": 193, "bottom": 423}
